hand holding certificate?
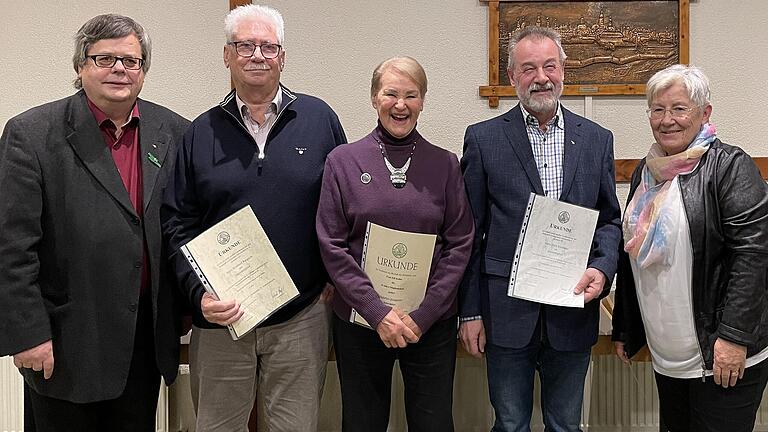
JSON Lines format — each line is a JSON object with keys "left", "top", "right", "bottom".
{"left": 508, "top": 193, "right": 599, "bottom": 308}
{"left": 181, "top": 206, "right": 299, "bottom": 339}
{"left": 351, "top": 222, "right": 436, "bottom": 328}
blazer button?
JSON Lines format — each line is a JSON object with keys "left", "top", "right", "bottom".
{"left": 128, "top": 303, "right": 138, "bottom": 312}
{"left": 134, "top": 261, "right": 142, "bottom": 269}
{"left": 132, "top": 218, "right": 140, "bottom": 226}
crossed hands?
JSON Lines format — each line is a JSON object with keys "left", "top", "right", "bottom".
{"left": 376, "top": 307, "right": 421, "bottom": 348}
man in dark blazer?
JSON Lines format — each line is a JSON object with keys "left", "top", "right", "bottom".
{"left": 459, "top": 27, "right": 621, "bottom": 432}
{"left": 0, "top": 14, "right": 189, "bottom": 431}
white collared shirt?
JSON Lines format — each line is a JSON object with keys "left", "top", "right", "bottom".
{"left": 236, "top": 90, "right": 282, "bottom": 158}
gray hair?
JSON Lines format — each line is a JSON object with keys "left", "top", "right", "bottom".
{"left": 72, "top": 14, "right": 151, "bottom": 89}
{"left": 507, "top": 26, "right": 567, "bottom": 72}
{"left": 225, "top": 4, "right": 285, "bottom": 45}
{"left": 646, "top": 64, "right": 711, "bottom": 108}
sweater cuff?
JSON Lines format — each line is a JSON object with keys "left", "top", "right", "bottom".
{"left": 409, "top": 308, "right": 437, "bottom": 335}
{"left": 360, "top": 303, "right": 392, "bottom": 330}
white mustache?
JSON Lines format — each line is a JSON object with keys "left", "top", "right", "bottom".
{"left": 528, "top": 82, "right": 554, "bottom": 92}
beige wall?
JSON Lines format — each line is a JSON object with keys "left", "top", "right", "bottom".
{"left": 1, "top": 1, "right": 767, "bottom": 430}
{"left": 2, "top": 0, "right": 767, "bottom": 159}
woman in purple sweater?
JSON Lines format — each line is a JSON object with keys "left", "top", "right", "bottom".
{"left": 316, "top": 56, "right": 474, "bottom": 431}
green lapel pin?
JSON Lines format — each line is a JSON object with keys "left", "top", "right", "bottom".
{"left": 147, "top": 152, "right": 161, "bottom": 168}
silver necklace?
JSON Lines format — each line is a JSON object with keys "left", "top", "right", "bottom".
{"left": 375, "top": 137, "right": 415, "bottom": 189}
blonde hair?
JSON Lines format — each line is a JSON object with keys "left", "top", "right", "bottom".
{"left": 370, "top": 56, "right": 428, "bottom": 98}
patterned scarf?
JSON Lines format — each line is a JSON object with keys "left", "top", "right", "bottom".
{"left": 623, "top": 123, "right": 717, "bottom": 268}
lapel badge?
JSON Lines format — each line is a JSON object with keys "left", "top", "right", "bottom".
{"left": 147, "top": 152, "right": 161, "bottom": 168}
{"left": 295, "top": 147, "right": 307, "bottom": 155}
{"left": 360, "top": 172, "right": 372, "bottom": 184}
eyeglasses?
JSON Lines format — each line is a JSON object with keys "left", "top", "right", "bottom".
{"left": 646, "top": 106, "right": 696, "bottom": 120}
{"left": 228, "top": 41, "right": 282, "bottom": 59}
{"left": 87, "top": 55, "right": 144, "bottom": 70}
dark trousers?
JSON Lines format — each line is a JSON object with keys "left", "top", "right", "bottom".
{"left": 655, "top": 359, "right": 768, "bottom": 432}
{"left": 25, "top": 296, "right": 160, "bottom": 432}
{"left": 333, "top": 314, "right": 457, "bottom": 432}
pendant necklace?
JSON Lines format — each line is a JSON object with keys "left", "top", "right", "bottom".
{"left": 375, "top": 137, "right": 415, "bottom": 189}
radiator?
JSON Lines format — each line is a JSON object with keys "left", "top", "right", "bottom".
{"left": 0, "top": 356, "right": 23, "bottom": 432}
{"left": 583, "top": 355, "right": 662, "bottom": 431}
{"left": 583, "top": 355, "right": 768, "bottom": 432}
{"left": 5, "top": 354, "right": 768, "bottom": 432}
{"left": 0, "top": 356, "right": 169, "bottom": 432}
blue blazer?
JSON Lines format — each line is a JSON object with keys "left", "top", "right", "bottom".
{"left": 459, "top": 104, "right": 621, "bottom": 351}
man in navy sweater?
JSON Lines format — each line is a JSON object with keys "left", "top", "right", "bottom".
{"left": 161, "top": 4, "right": 345, "bottom": 431}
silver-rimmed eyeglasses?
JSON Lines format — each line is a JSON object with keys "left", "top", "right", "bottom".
{"left": 87, "top": 55, "right": 144, "bottom": 70}
{"left": 646, "top": 106, "right": 696, "bottom": 120}
{"left": 228, "top": 41, "right": 282, "bottom": 59}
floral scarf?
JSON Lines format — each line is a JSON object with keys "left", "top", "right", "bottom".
{"left": 623, "top": 123, "right": 717, "bottom": 268}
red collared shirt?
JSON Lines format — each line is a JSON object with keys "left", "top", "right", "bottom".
{"left": 86, "top": 98, "right": 143, "bottom": 215}
{"left": 86, "top": 98, "right": 148, "bottom": 295}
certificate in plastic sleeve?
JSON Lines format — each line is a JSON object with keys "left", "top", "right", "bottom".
{"left": 507, "top": 193, "right": 599, "bottom": 308}
{"left": 350, "top": 222, "right": 437, "bottom": 328}
{"left": 181, "top": 206, "right": 299, "bottom": 340}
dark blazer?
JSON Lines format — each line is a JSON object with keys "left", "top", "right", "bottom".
{"left": 459, "top": 104, "right": 621, "bottom": 351}
{"left": 0, "top": 91, "right": 189, "bottom": 403}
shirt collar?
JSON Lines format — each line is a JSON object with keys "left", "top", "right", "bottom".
{"left": 520, "top": 103, "right": 564, "bottom": 130}
{"left": 86, "top": 97, "right": 140, "bottom": 128}
{"left": 235, "top": 90, "right": 282, "bottom": 122}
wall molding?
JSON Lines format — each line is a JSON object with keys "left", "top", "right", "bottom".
{"left": 615, "top": 157, "right": 768, "bottom": 182}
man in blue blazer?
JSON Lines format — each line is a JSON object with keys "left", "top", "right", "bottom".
{"left": 0, "top": 14, "right": 188, "bottom": 431}
{"left": 459, "top": 27, "right": 621, "bottom": 432}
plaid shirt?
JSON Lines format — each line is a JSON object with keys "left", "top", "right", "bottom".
{"left": 521, "top": 103, "right": 565, "bottom": 199}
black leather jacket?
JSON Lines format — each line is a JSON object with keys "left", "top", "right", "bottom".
{"left": 613, "top": 139, "right": 768, "bottom": 370}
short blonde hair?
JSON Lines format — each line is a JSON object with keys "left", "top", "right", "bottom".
{"left": 370, "top": 56, "right": 428, "bottom": 98}
{"left": 646, "top": 64, "right": 711, "bottom": 108}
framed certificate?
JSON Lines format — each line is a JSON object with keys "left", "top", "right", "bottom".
{"left": 508, "top": 193, "right": 598, "bottom": 308}
{"left": 181, "top": 206, "right": 299, "bottom": 339}
{"left": 351, "top": 222, "right": 437, "bottom": 328}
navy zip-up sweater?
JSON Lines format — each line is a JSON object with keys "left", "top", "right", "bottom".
{"left": 162, "top": 86, "right": 346, "bottom": 329}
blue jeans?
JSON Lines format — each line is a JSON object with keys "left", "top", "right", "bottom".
{"left": 486, "top": 340, "right": 591, "bottom": 432}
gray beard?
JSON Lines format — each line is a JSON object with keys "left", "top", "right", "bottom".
{"left": 520, "top": 85, "right": 562, "bottom": 114}
{"left": 523, "top": 94, "right": 558, "bottom": 114}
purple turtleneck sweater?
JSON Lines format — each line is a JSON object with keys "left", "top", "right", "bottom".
{"left": 316, "top": 124, "right": 474, "bottom": 333}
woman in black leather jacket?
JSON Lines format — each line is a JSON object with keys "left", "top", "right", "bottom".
{"left": 612, "top": 64, "right": 768, "bottom": 432}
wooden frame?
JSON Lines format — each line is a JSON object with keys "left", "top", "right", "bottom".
{"left": 230, "top": 0, "right": 250, "bottom": 11}
{"left": 480, "top": 0, "right": 690, "bottom": 107}
{"left": 614, "top": 157, "right": 768, "bottom": 183}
